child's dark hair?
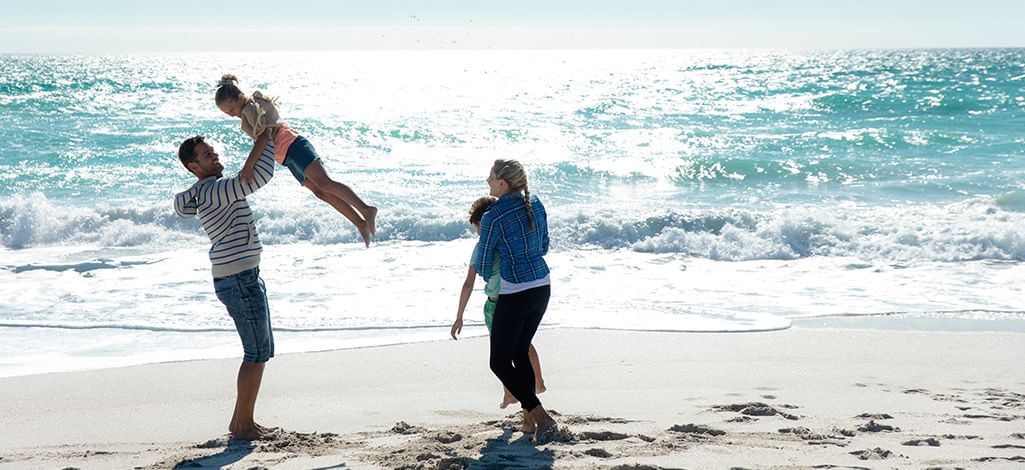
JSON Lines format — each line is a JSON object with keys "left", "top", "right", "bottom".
{"left": 468, "top": 196, "right": 498, "bottom": 226}
{"left": 215, "top": 74, "right": 244, "bottom": 105}
{"left": 178, "top": 135, "right": 206, "bottom": 169}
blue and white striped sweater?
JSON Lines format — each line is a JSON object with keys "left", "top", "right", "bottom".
{"left": 174, "top": 143, "right": 275, "bottom": 278}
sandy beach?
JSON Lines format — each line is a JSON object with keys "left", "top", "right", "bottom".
{"left": 1, "top": 327, "right": 1023, "bottom": 469}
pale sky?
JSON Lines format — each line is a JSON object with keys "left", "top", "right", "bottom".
{"left": 1, "top": 0, "right": 1023, "bottom": 53}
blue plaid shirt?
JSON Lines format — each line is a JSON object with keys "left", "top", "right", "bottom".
{"left": 476, "top": 192, "right": 550, "bottom": 284}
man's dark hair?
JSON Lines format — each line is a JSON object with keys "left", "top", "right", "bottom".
{"left": 178, "top": 135, "right": 206, "bottom": 170}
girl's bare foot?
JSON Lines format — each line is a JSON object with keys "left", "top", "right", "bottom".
{"left": 364, "top": 206, "right": 378, "bottom": 236}
{"left": 500, "top": 390, "right": 518, "bottom": 409}
{"left": 519, "top": 410, "right": 536, "bottom": 434}
{"left": 358, "top": 221, "right": 372, "bottom": 248}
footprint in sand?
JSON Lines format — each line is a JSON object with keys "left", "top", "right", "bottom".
{"left": 854, "top": 413, "right": 893, "bottom": 420}
{"left": 712, "top": 402, "right": 801, "bottom": 420}
{"left": 434, "top": 431, "right": 462, "bottom": 444}
{"left": 668, "top": 423, "right": 725, "bottom": 437}
{"left": 849, "top": 447, "right": 894, "bottom": 460}
{"left": 577, "top": 431, "right": 630, "bottom": 441}
{"left": 582, "top": 448, "right": 613, "bottom": 458}
{"left": 391, "top": 421, "right": 425, "bottom": 435}
{"left": 857, "top": 420, "right": 899, "bottom": 432}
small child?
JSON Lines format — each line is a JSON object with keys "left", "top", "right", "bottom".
{"left": 451, "top": 196, "right": 546, "bottom": 409}
{"left": 215, "top": 74, "right": 377, "bottom": 247}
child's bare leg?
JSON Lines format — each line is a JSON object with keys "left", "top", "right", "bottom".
{"left": 528, "top": 344, "right": 546, "bottom": 394}
{"left": 500, "top": 387, "right": 518, "bottom": 409}
{"left": 303, "top": 161, "right": 377, "bottom": 235}
{"left": 303, "top": 178, "right": 372, "bottom": 248}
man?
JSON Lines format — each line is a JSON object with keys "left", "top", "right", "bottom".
{"left": 174, "top": 135, "right": 276, "bottom": 440}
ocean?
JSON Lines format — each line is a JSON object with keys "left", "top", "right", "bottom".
{"left": 1, "top": 49, "right": 1023, "bottom": 377}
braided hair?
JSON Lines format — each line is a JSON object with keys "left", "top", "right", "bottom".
{"left": 492, "top": 159, "right": 533, "bottom": 231}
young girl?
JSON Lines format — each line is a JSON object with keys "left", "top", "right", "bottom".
{"left": 451, "top": 196, "right": 546, "bottom": 410}
{"left": 215, "top": 74, "right": 377, "bottom": 247}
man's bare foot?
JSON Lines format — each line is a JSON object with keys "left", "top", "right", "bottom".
{"left": 500, "top": 391, "right": 518, "bottom": 409}
{"left": 536, "top": 382, "right": 547, "bottom": 395}
{"left": 358, "top": 221, "right": 372, "bottom": 248}
{"left": 519, "top": 410, "right": 536, "bottom": 434}
{"left": 230, "top": 426, "right": 269, "bottom": 441}
{"left": 364, "top": 206, "right": 377, "bottom": 236}
{"left": 230, "top": 421, "right": 278, "bottom": 435}
{"left": 255, "top": 423, "right": 279, "bottom": 434}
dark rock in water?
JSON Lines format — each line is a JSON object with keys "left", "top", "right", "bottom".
{"left": 669, "top": 423, "right": 725, "bottom": 436}
{"left": 902, "top": 438, "right": 941, "bottom": 446}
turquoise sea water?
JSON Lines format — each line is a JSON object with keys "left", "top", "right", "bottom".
{"left": 0, "top": 49, "right": 1022, "bottom": 376}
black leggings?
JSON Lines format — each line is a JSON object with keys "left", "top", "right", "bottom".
{"left": 489, "top": 284, "right": 551, "bottom": 412}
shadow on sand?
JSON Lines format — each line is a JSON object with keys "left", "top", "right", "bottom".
{"left": 465, "top": 429, "right": 555, "bottom": 469}
{"left": 173, "top": 439, "right": 254, "bottom": 469}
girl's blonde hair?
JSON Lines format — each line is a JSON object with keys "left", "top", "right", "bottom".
{"left": 492, "top": 159, "right": 534, "bottom": 230}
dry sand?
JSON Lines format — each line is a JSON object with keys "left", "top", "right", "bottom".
{"left": 1, "top": 328, "right": 1023, "bottom": 469}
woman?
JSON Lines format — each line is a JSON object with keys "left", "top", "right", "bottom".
{"left": 475, "top": 158, "right": 557, "bottom": 442}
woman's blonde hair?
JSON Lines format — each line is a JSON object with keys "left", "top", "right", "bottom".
{"left": 492, "top": 158, "right": 534, "bottom": 230}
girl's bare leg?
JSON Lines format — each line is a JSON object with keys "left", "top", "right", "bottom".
{"left": 303, "top": 173, "right": 372, "bottom": 248}
{"left": 303, "top": 161, "right": 377, "bottom": 236}
{"left": 501, "top": 387, "right": 518, "bottom": 409}
{"left": 528, "top": 344, "right": 546, "bottom": 394}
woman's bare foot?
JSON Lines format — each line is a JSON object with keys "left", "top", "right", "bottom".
{"left": 357, "top": 221, "right": 372, "bottom": 248}
{"left": 500, "top": 390, "right": 518, "bottom": 409}
{"left": 364, "top": 206, "right": 378, "bottom": 236}
{"left": 530, "top": 406, "right": 559, "bottom": 444}
{"left": 519, "top": 410, "right": 536, "bottom": 434}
